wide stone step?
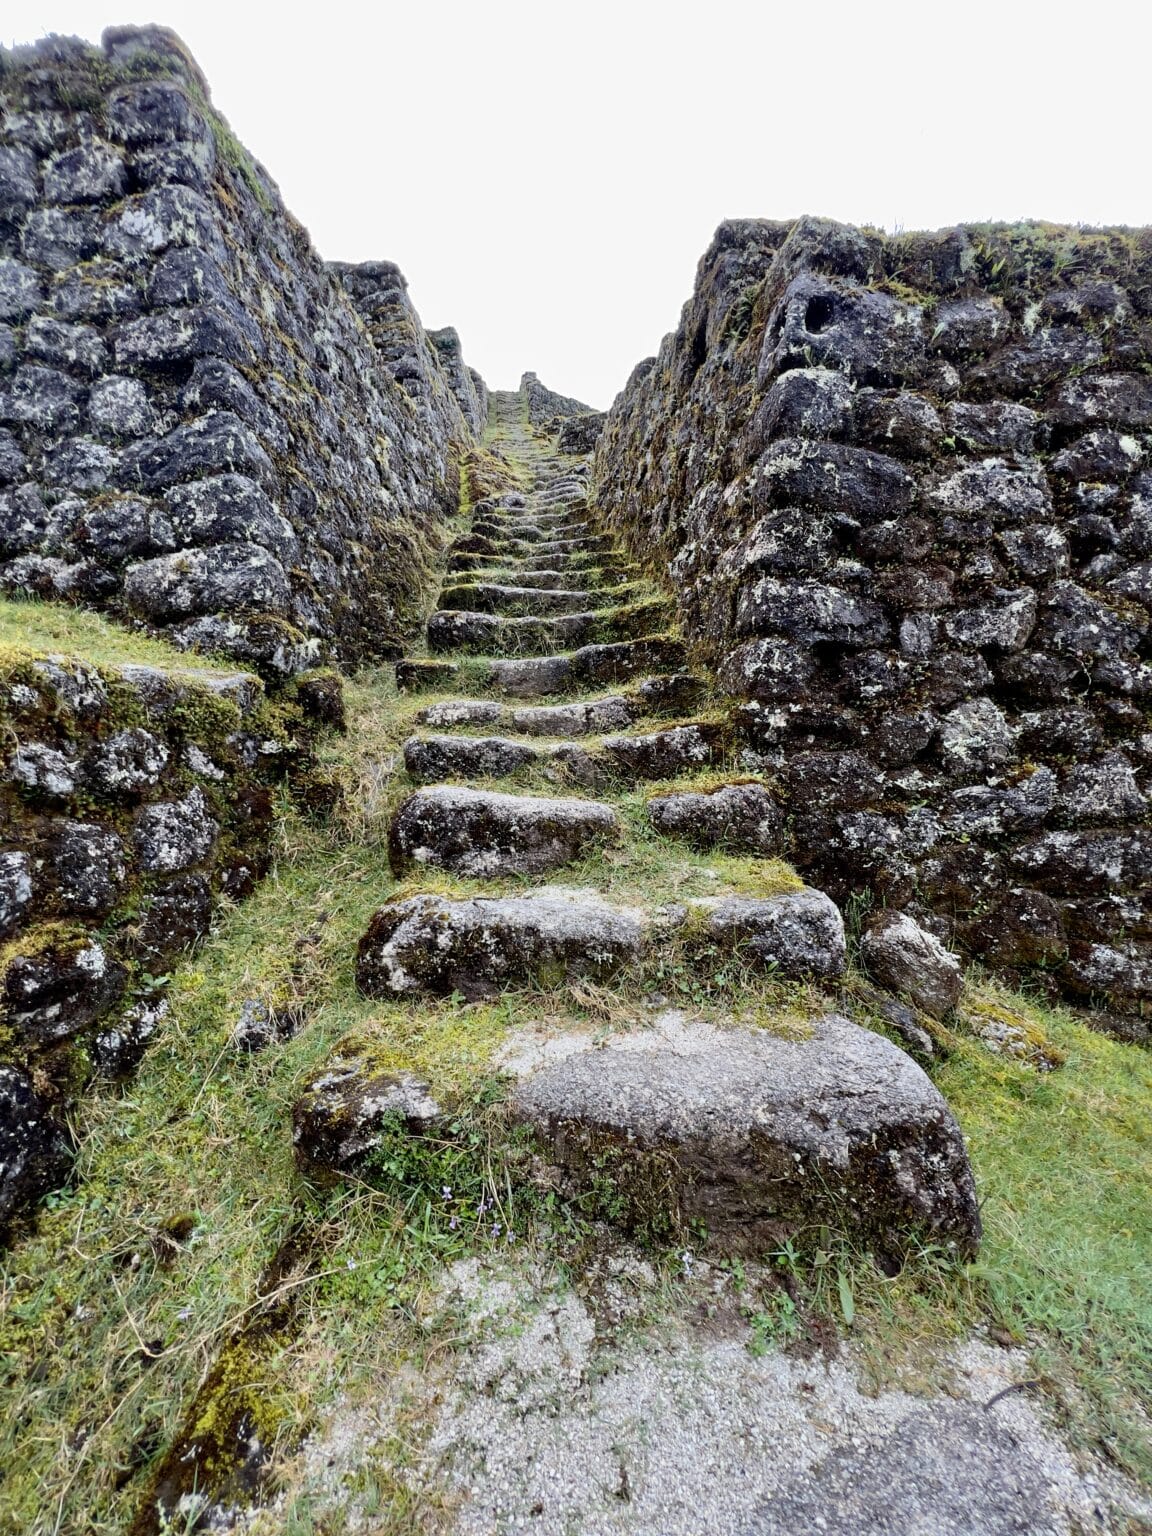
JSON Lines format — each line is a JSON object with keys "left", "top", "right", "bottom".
{"left": 416, "top": 694, "right": 637, "bottom": 737}
{"left": 437, "top": 582, "right": 612, "bottom": 618}
{"left": 472, "top": 518, "right": 587, "bottom": 545}
{"left": 388, "top": 785, "right": 620, "bottom": 877}
{"left": 486, "top": 636, "right": 688, "bottom": 696}
{"left": 508, "top": 564, "right": 636, "bottom": 589}
{"left": 427, "top": 609, "right": 597, "bottom": 656}
{"left": 508, "top": 1010, "right": 982, "bottom": 1257}
{"left": 469, "top": 520, "right": 546, "bottom": 545}
{"left": 425, "top": 598, "right": 672, "bottom": 656}
{"left": 509, "top": 695, "right": 637, "bottom": 736}
{"left": 403, "top": 718, "right": 728, "bottom": 788}
{"left": 403, "top": 733, "right": 538, "bottom": 783}
{"left": 356, "top": 886, "right": 650, "bottom": 999}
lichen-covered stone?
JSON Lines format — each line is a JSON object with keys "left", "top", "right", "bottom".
{"left": 862, "top": 911, "right": 964, "bottom": 1017}
{"left": 402, "top": 733, "right": 538, "bottom": 784}
{"left": 293, "top": 1055, "right": 442, "bottom": 1178}
{"left": 0, "top": 1065, "right": 73, "bottom": 1236}
{"left": 388, "top": 786, "right": 619, "bottom": 878}
{"left": 511, "top": 1011, "right": 981, "bottom": 1257}
{"left": 699, "top": 888, "right": 846, "bottom": 979}
{"left": 133, "top": 787, "right": 218, "bottom": 871}
{"left": 1, "top": 928, "right": 124, "bottom": 1045}
{"left": 647, "top": 781, "right": 783, "bottom": 853}
{"left": 357, "top": 887, "right": 650, "bottom": 999}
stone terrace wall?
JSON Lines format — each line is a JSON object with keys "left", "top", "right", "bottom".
{"left": 594, "top": 217, "right": 1152, "bottom": 1016}
{"left": 0, "top": 27, "right": 483, "bottom": 679}
{"left": 0, "top": 644, "right": 329, "bottom": 1237}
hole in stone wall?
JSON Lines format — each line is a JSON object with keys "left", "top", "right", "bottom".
{"left": 804, "top": 293, "right": 838, "bottom": 334}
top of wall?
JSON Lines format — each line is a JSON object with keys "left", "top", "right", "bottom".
{"left": 0, "top": 27, "right": 484, "bottom": 677}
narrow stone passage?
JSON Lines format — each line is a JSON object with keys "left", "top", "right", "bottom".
{"left": 372, "top": 391, "right": 984, "bottom": 1261}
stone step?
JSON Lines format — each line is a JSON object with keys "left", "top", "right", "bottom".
{"left": 508, "top": 1010, "right": 981, "bottom": 1257}
{"left": 445, "top": 565, "right": 631, "bottom": 591}
{"left": 417, "top": 694, "right": 636, "bottom": 737}
{"left": 356, "top": 886, "right": 652, "bottom": 999}
{"left": 476, "top": 506, "right": 579, "bottom": 528}
{"left": 402, "top": 718, "right": 728, "bottom": 786}
{"left": 473, "top": 493, "right": 528, "bottom": 514}
{"left": 694, "top": 888, "right": 846, "bottom": 978}
{"left": 632, "top": 672, "right": 709, "bottom": 716}
{"left": 485, "top": 636, "right": 689, "bottom": 697}
{"left": 508, "top": 695, "right": 638, "bottom": 737}
{"left": 471, "top": 517, "right": 590, "bottom": 545}
{"left": 403, "top": 733, "right": 538, "bottom": 783}
{"left": 395, "top": 657, "right": 459, "bottom": 692}
{"left": 425, "top": 598, "right": 672, "bottom": 657}
{"left": 388, "top": 785, "right": 620, "bottom": 877}
{"left": 647, "top": 780, "right": 784, "bottom": 854}
{"left": 591, "top": 720, "right": 729, "bottom": 782}
{"left": 437, "top": 581, "right": 632, "bottom": 618}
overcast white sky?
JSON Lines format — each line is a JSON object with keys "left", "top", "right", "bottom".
{"left": 5, "top": 1, "right": 1150, "bottom": 408}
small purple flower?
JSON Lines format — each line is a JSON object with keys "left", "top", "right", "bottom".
{"left": 449, "top": 1215, "right": 458, "bottom": 1231}
{"left": 506, "top": 1229, "right": 516, "bottom": 1244}
{"left": 492, "top": 1221, "right": 502, "bottom": 1237}
{"left": 441, "top": 1185, "right": 453, "bottom": 1201}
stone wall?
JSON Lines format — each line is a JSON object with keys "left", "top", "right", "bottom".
{"left": 0, "top": 27, "right": 484, "bottom": 680}
{"left": 330, "top": 262, "right": 488, "bottom": 440}
{"left": 594, "top": 217, "right": 1152, "bottom": 1015}
{"left": 521, "top": 370, "right": 596, "bottom": 429}
{"left": 0, "top": 642, "right": 329, "bottom": 1236}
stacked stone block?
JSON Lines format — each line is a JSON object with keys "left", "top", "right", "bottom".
{"left": 0, "top": 27, "right": 483, "bottom": 678}
{"left": 595, "top": 217, "right": 1152, "bottom": 1014}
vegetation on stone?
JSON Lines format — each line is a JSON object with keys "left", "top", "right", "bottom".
{"left": 0, "top": 24, "right": 1148, "bottom": 1536}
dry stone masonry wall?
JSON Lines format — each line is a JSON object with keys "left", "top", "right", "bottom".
{"left": 0, "top": 27, "right": 484, "bottom": 680}
{"left": 0, "top": 645, "right": 330, "bottom": 1237}
{"left": 595, "top": 218, "right": 1152, "bottom": 1017}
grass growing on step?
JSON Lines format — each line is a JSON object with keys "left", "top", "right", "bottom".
{"left": 0, "top": 596, "right": 243, "bottom": 676}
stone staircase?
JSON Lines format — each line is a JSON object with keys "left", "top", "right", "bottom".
{"left": 328, "top": 391, "right": 984, "bottom": 1260}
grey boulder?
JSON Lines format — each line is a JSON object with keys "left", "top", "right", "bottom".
{"left": 862, "top": 910, "right": 964, "bottom": 1018}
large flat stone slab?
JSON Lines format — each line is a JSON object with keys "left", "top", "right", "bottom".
{"left": 388, "top": 785, "right": 620, "bottom": 877}
{"left": 357, "top": 887, "right": 649, "bottom": 999}
{"left": 511, "top": 1011, "right": 981, "bottom": 1257}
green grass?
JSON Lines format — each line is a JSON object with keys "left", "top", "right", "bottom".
{"left": 0, "top": 597, "right": 244, "bottom": 677}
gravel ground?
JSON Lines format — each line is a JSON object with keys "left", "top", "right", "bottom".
{"left": 411, "top": 1256, "right": 1151, "bottom": 1536}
